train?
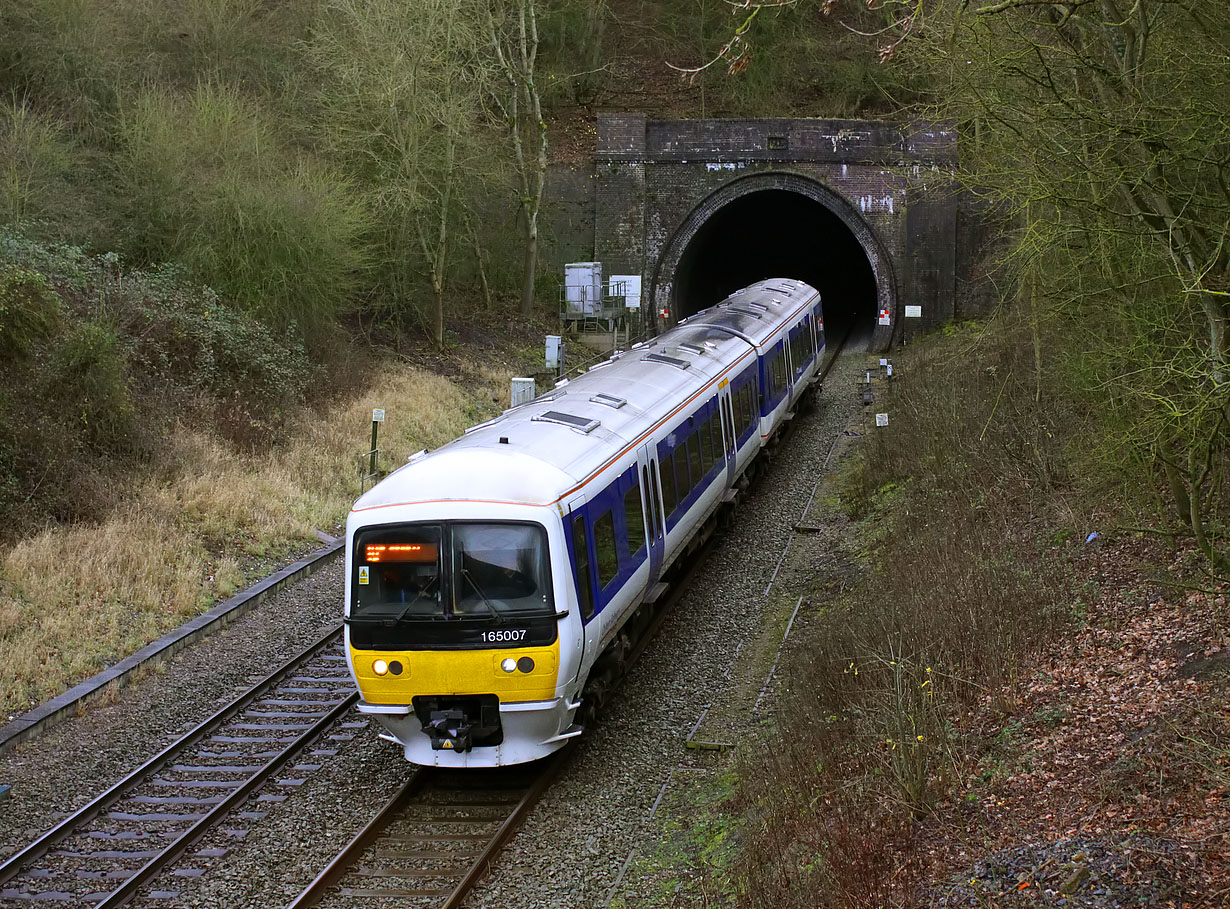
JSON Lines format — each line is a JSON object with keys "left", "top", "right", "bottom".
{"left": 344, "top": 278, "right": 826, "bottom": 767}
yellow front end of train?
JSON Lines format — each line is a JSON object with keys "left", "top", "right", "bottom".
{"left": 344, "top": 512, "right": 582, "bottom": 766}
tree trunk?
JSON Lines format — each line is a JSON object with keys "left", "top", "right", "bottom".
{"left": 434, "top": 279, "right": 445, "bottom": 351}
{"left": 1157, "top": 443, "right": 1193, "bottom": 526}
{"left": 1201, "top": 287, "right": 1230, "bottom": 388}
{"left": 519, "top": 218, "right": 537, "bottom": 318}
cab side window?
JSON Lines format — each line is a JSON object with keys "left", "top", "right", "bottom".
{"left": 572, "top": 515, "right": 594, "bottom": 620}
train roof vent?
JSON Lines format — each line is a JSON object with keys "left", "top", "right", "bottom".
{"left": 589, "top": 392, "right": 626, "bottom": 409}
{"left": 740, "top": 301, "right": 769, "bottom": 311}
{"left": 728, "top": 306, "right": 763, "bottom": 319}
{"left": 643, "top": 352, "right": 691, "bottom": 370}
{"left": 533, "top": 410, "right": 600, "bottom": 433}
{"left": 676, "top": 343, "right": 705, "bottom": 356}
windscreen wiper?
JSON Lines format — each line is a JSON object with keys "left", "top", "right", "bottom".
{"left": 460, "top": 568, "right": 503, "bottom": 624}
{"left": 497, "top": 607, "right": 569, "bottom": 619}
{"left": 343, "top": 613, "right": 390, "bottom": 625}
{"left": 343, "top": 580, "right": 439, "bottom": 627}
{"left": 384, "top": 580, "right": 440, "bottom": 627}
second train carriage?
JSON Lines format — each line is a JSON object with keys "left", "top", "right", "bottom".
{"left": 344, "top": 279, "right": 826, "bottom": 767}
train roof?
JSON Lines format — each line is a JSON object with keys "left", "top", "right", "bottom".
{"left": 351, "top": 279, "right": 820, "bottom": 514}
{"left": 681, "top": 278, "right": 819, "bottom": 345}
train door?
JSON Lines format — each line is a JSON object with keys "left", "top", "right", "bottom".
{"left": 783, "top": 331, "right": 795, "bottom": 409}
{"left": 635, "top": 442, "right": 665, "bottom": 586}
{"left": 717, "top": 378, "right": 737, "bottom": 486}
{"left": 564, "top": 492, "right": 598, "bottom": 685}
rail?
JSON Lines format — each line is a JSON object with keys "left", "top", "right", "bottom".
{"left": 287, "top": 749, "right": 569, "bottom": 908}
{"left": 0, "top": 627, "right": 356, "bottom": 907}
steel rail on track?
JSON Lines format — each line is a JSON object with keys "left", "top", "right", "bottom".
{"left": 285, "top": 771, "right": 430, "bottom": 908}
{"left": 439, "top": 750, "right": 567, "bottom": 909}
{"left": 287, "top": 748, "right": 568, "bottom": 909}
{"left": 0, "top": 625, "right": 352, "bottom": 904}
{"left": 816, "top": 328, "right": 852, "bottom": 388}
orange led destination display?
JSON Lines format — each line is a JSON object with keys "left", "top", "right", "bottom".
{"left": 365, "top": 543, "right": 439, "bottom": 563}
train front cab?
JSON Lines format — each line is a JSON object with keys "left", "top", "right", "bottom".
{"left": 346, "top": 503, "right": 585, "bottom": 767}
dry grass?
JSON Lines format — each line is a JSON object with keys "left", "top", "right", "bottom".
{"left": 0, "top": 361, "right": 506, "bottom": 715}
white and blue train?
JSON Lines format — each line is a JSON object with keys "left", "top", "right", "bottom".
{"left": 344, "top": 278, "right": 826, "bottom": 766}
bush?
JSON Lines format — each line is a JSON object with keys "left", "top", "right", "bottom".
{"left": 119, "top": 264, "right": 316, "bottom": 440}
{"left": 0, "top": 100, "right": 81, "bottom": 231}
{"left": 0, "top": 229, "right": 318, "bottom": 534}
{"left": 48, "top": 320, "right": 141, "bottom": 454}
{"left": 112, "top": 84, "right": 366, "bottom": 340}
{"left": 0, "top": 262, "right": 61, "bottom": 358}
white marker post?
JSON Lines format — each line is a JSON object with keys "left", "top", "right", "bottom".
{"left": 370, "top": 408, "right": 385, "bottom": 476}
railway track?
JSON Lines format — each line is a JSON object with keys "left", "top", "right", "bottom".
{"left": 0, "top": 628, "right": 356, "bottom": 908}
{"left": 288, "top": 751, "right": 566, "bottom": 908}
{"left": 0, "top": 330, "right": 852, "bottom": 909}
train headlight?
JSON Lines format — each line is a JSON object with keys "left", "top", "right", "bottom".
{"left": 373, "top": 659, "right": 389, "bottom": 676}
{"left": 501, "top": 658, "right": 517, "bottom": 673}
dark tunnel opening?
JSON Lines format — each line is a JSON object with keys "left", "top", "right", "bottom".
{"left": 671, "top": 189, "right": 879, "bottom": 344}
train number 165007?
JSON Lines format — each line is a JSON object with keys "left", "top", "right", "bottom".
{"left": 482, "top": 629, "right": 527, "bottom": 643}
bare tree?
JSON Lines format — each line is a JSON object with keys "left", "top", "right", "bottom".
{"left": 310, "top": 0, "right": 494, "bottom": 349}
{"left": 484, "top": 0, "right": 548, "bottom": 320}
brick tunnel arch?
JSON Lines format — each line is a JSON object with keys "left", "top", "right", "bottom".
{"left": 650, "top": 172, "right": 898, "bottom": 349}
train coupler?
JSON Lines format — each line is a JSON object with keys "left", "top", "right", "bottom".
{"left": 413, "top": 694, "right": 503, "bottom": 751}
{"left": 425, "top": 709, "right": 473, "bottom": 752}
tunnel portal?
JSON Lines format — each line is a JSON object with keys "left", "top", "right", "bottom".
{"left": 672, "top": 189, "right": 878, "bottom": 344}
{"left": 594, "top": 115, "right": 964, "bottom": 350}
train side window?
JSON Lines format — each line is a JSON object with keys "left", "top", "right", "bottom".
{"left": 624, "top": 484, "right": 645, "bottom": 556}
{"left": 674, "top": 440, "right": 691, "bottom": 496}
{"left": 699, "top": 416, "right": 714, "bottom": 474}
{"left": 712, "top": 407, "right": 724, "bottom": 459}
{"left": 687, "top": 431, "right": 703, "bottom": 492}
{"left": 571, "top": 515, "right": 594, "bottom": 621}
{"left": 593, "top": 510, "right": 619, "bottom": 589}
{"left": 660, "top": 449, "right": 678, "bottom": 517}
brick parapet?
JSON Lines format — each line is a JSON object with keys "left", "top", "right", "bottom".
{"left": 592, "top": 114, "right": 964, "bottom": 348}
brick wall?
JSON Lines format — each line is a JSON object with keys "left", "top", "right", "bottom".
{"left": 593, "top": 114, "right": 969, "bottom": 349}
